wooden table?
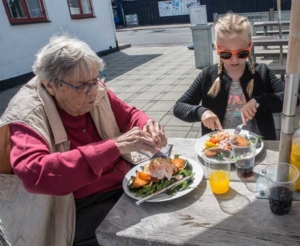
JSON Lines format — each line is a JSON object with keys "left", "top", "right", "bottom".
{"left": 96, "top": 138, "right": 300, "bottom": 246}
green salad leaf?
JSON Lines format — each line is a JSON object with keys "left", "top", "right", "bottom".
{"left": 128, "top": 157, "right": 195, "bottom": 198}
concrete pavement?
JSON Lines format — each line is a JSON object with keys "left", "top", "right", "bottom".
{"left": 116, "top": 23, "right": 192, "bottom": 32}
{"left": 104, "top": 46, "right": 205, "bottom": 138}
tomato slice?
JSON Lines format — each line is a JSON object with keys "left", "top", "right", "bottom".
{"left": 209, "top": 138, "right": 219, "bottom": 144}
{"left": 137, "top": 171, "right": 152, "bottom": 181}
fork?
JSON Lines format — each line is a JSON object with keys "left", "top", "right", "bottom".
{"left": 152, "top": 144, "right": 173, "bottom": 159}
{"left": 139, "top": 144, "right": 173, "bottom": 160}
{"left": 234, "top": 123, "right": 244, "bottom": 135}
{"left": 135, "top": 173, "right": 193, "bottom": 205}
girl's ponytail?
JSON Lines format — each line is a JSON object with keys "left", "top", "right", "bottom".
{"left": 247, "top": 55, "right": 255, "bottom": 97}
{"left": 208, "top": 59, "right": 223, "bottom": 97}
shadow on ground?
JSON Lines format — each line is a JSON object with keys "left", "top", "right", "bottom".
{"left": 0, "top": 50, "right": 162, "bottom": 116}
{"left": 103, "top": 51, "right": 162, "bottom": 82}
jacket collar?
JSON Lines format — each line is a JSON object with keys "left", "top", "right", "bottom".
{"left": 222, "top": 62, "right": 252, "bottom": 82}
{"left": 37, "top": 81, "right": 68, "bottom": 145}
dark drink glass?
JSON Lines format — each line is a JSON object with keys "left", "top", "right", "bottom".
{"left": 268, "top": 186, "right": 293, "bottom": 215}
{"left": 265, "top": 163, "right": 299, "bottom": 215}
{"left": 236, "top": 166, "right": 253, "bottom": 178}
{"left": 230, "top": 134, "right": 257, "bottom": 180}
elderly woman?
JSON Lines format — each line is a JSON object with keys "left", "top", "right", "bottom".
{"left": 0, "top": 35, "right": 167, "bottom": 246}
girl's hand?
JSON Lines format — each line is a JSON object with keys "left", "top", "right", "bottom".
{"left": 142, "top": 119, "right": 167, "bottom": 149}
{"left": 200, "top": 110, "right": 223, "bottom": 131}
{"left": 241, "top": 99, "right": 259, "bottom": 125}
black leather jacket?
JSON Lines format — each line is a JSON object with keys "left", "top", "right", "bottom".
{"left": 173, "top": 62, "right": 285, "bottom": 140}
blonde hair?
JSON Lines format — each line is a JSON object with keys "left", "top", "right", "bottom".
{"left": 208, "top": 12, "right": 255, "bottom": 98}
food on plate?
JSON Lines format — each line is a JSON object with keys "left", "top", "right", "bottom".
{"left": 128, "top": 155, "right": 194, "bottom": 198}
{"left": 203, "top": 148, "right": 232, "bottom": 161}
{"left": 231, "top": 135, "right": 249, "bottom": 147}
{"left": 170, "top": 157, "right": 185, "bottom": 170}
{"left": 203, "top": 130, "right": 250, "bottom": 151}
{"left": 144, "top": 157, "right": 178, "bottom": 180}
{"left": 205, "top": 149, "right": 219, "bottom": 158}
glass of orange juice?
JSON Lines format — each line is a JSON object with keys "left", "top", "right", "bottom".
{"left": 203, "top": 147, "right": 232, "bottom": 194}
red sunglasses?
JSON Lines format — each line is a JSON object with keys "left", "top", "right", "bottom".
{"left": 216, "top": 43, "right": 252, "bottom": 60}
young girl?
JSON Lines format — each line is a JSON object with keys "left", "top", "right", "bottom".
{"left": 173, "top": 12, "right": 285, "bottom": 140}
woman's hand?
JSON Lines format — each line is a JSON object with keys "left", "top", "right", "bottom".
{"left": 200, "top": 110, "right": 223, "bottom": 131}
{"left": 143, "top": 119, "right": 167, "bottom": 149}
{"left": 241, "top": 99, "right": 259, "bottom": 125}
{"left": 113, "top": 127, "right": 159, "bottom": 154}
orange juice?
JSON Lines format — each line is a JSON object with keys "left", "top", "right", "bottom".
{"left": 209, "top": 170, "right": 230, "bottom": 194}
{"left": 290, "top": 141, "right": 300, "bottom": 191}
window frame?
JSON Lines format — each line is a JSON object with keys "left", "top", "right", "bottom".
{"left": 67, "top": 0, "right": 94, "bottom": 19}
{"left": 2, "top": 0, "right": 48, "bottom": 25}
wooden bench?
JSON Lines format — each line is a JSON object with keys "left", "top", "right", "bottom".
{"left": 252, "top": 36, "right": 277, "bottom": 40}
{"left": 252, "top": 36, "right": 282, "bottom": 58}
{"left": 254, "top": 50, "right": 287, "bottom": 57}
{"left": 252, "top": 39, "right": 288, "bottom": 47}
{"left": 252, "top": 39, "right": 288, "bottom": 65}
{"left": 253, "top": 21, "right": 290, "bottom": 28}
{"left": 253, "top": 21, "right": 290, "bottom": 49}
{"left": 256, "top": 30, "right": 289, "bottom": 35}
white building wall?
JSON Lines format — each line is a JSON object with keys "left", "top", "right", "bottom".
{"left": 0, "top": 0, "right": 116, "bottom": 81}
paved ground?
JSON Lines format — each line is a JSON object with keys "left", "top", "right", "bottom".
{"left": 0, "top": 44, "right": 294, "bottom": 138}
{"left": 104, "top": 46, "right": 203, "bottom": 138}
{"left": 116, "top": 23, "right": 192, "bottom": 32}
{"left": 116, "top": 27, "right": 193, "bottom": 47}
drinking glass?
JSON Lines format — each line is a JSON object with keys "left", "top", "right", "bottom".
{"left": 230, "top": 134, "right": 258, "bottom": 179}
{"left": 203, "top": 147, "right": 232, "bottom": 195}
{"left": 264, "top": 163, "right": 299, "bottom": 215}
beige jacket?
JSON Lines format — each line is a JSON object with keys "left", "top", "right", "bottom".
{"left": 0, "top": 77, "right": 143, "bottom": 246}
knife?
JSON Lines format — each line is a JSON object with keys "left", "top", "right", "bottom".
{"left": 135, "top": 174, "right": 194, "bottom": 206}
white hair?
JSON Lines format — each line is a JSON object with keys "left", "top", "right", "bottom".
{"left": 32, "top": 35, "right": 105, "bottom": 86}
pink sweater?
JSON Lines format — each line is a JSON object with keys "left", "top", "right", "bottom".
{"left": 10, "top": 90, "right": 149, "bottom": 199}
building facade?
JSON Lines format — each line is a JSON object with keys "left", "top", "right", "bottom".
{"left": 0, "top": 0, "right": 117, "bottom": 91}
{"left": 121, "top": 0, "right": 291, "bottom": 26}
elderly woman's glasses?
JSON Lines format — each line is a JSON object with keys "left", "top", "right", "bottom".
{"left": 59, "top": 71, "right": 106, "bottom": 94}
{"left": 216, "top": 43, "right": 252, "bottom": 60}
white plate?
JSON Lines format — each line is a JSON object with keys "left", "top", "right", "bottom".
{"left": 122, "top": 156, "right": 203, "bottom": 202}
{"left": 194, "top": 129, "right": 264, "bottom": 157}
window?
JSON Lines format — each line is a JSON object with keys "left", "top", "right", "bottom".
{"left": 3, "top": 0, "right": 47, "bottom": 24}
{"left": 68, "top": 0, "right": 94, "bottom": 19}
